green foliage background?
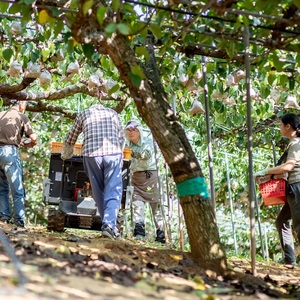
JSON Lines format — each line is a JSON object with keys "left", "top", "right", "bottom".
{"left": 0, "top": 0, "right": 299, "bottom": 259}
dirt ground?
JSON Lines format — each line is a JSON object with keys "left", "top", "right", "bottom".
{"left": 0, "top": 223, "right": 300, "bottom": 300}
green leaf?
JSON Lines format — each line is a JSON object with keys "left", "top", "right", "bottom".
{"left": 0, "top": 3, "right": 9, "bottom": 12}
{"left": 271, "top": 52, "right": 284, "bottom": 71}
{"left": 289, "top": 77, "right": 295, "bottom": 90}
{"left": 117, "top": 23, "right": 130, "bottom": 35}
{"left": 279, "top": 74, "right": 288, "bottom": 86}
{"left": 91, "top": 52, "right": 100, "bottom": 62}
{"left": 129, "top": 72, "right": 142, "bottom": 88}
{"left": 225, "top": 42, "right": 235, "bottom": 59}
{"left": 63, "top": 32, "right": 72, "bottom": 43}
{"left": 48, "top": 7, "right": 60, "bottom": 17}
{"left": 3, "top": 48, "right": 14, "bottom": 61}
{"left": 100, "top": 56, "right": 110, "bottom": 69}
{"left": 112, "top": 0, "right": 121, "bottom": 11}
{"left": 22, "top": 0, "right": 35, "bottom": 4}
{"left": 30, "top": 49, "right": 40, "bottom": 63}
{"left": 83, "top": 0, "right": 93, "bottom": 16}
{"left": 131, "top": 65, "right": 145, "bottom": 79}
{"left": 135, "top": 46, "right": 149, "bottom": 60}
{"left": 123, "top": 3, "right": 135, "bottom": 13}
{"left": 20, "top": 5, "right": 32, "bottom": 22}
{"left": 9, "top": 3, "right": 23, "bottom": 14}
{"left": 105, "top": 23, "right": 117, "bottom": 36}
{"left": 293, "top": 0, "right": 300, "bottom": 9}
{"left": 206, "top": 63, "right": 215, "bottom": 73}
{"left": 82, "top": 43, "right": 95, "bottom": 59}
{"left": 96, "top": 6, "right": 107, "bottom": 25}
{"left": 242, "top": 15, "right": 249, "bottom": 27}
{"left": 37, "top": 32, "right": 46, "bottom": 42}
{"left": 108, "top": 84, "right": 120, "bottom": 95}
{"left": 140, "top": 27, "right": 148, "bottom": 40}
{"left": 156, "top": 10, "right": 166, "bottom": 25}
{"left": 149, "top": 24, "right": 162, "bottom": 39}
{"left": 267, "top": 73, "right": 276, "bottom": 85}
{"left": 53, "top": 20, "right": 64, "bottom": 38}
{"left": 67, "top": 38, "right": 74, "bottom": 53}
{"left": 241, "top": 0, "right": 254, "bottom": 10}
{"left": 41, "top": 48, "right": 50, "bottom": 62}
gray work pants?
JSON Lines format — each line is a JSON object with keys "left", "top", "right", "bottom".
{"left": 131, "top": 170, "right": 163, "bottom": 230}
{"left": 275, "top": 182, "right": 300, "bottom": 264}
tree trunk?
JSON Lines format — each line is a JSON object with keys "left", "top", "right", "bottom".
{"left": 72, "top": 4, "right": 227, "bottom": 274}
{"left": 181, "top": 196, "right": 227, "bottom": 273}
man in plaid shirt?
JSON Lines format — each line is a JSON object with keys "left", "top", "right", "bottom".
{"left": 62, "top": 103, "right": 125, "bottom": 239}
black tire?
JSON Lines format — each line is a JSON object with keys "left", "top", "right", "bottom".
{"left": 47, "top": 208, "right": 65, "bottom": 232}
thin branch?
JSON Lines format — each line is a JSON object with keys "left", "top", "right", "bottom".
{"left": 224, "top": 8, "right": 296, "bottom": 26}
{"left": 125, "top": 0, "right": 299, "bottom": 29}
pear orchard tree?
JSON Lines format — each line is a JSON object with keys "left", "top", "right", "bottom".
{"left": 0, "top": 0, "right": 299, "bottom": 274}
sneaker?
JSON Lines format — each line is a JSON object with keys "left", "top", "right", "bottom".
{"left": 14, "top": 220, "right": 25, "bottom": 228}
{"left": 134, "top": 234, "right": 145, "bottom": 241}
{"left": 101, "top": 224, "right": 121, "bottom": 240}
{"left": 0, "top": 218, "right": 10, "bottom": 224}
{"left": 277, "top": 258, "right": 285, "bottom": 264}
{"left": 278, "top": 258, "right": 299, "bottom": 268}
{"left": 134, "top": 222, "right": 145, "bottom": 237}
{"left": 284, "top": 262, "right": 300, "bottom": 269}
{"left": 155, "top": 229, "right": 166, "bottom": 244}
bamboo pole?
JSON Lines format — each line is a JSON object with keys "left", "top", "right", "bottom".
{"left": 244, "top": 24, "right": 256, "bottom": 276}
{"left": 201, "top": 56, "right": 216, "bottom": 212}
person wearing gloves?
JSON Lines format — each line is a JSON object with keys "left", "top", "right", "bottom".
{"left": 61, "top": 103, "right": 125, "bottom": 240}
{"left": 125, "top": 120, "right": 165, "bottom": 243}
{"left": 0, "top": 100, "right": 37, "bottom": 227}
{"left": 254, "top": 113, "right": 300, "bottom": 268}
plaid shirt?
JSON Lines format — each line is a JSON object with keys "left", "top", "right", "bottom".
{"left": 64, "top": 104, "right": 125, "bottom": 157}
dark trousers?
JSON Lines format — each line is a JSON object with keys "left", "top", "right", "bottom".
{"left": 275, "top": 182, "right": 300, "bottom": 263}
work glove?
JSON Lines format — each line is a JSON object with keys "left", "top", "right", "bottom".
{"left": 61, "top": 153, "right": 69, "bottom": 160}
{"left": 131, "top": 149, "right": 143, "bottom": 159}
{"left": 21, "top": 138, "right": 33, "bottom": 148}
{"left": 253, "top": 169, "right": 268, "bottom": 178}
{"left": 61, "top": 143, "right": 74, "bottom": 160}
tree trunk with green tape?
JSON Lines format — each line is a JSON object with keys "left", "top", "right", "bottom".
{"left": 72, "top": 3, "right": 227, "bottom": 275}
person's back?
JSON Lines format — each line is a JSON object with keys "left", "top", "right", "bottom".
{"left": 64, "top": 104, "right": 124, "bottom": 157}
{"left": 0, "top": 102, "right": 35, "bottom": 147}
{"left": 62, "top": 103, "right": 124, "bottom": 239}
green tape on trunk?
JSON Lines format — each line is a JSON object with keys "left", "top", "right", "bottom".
{"left": 176, "top": 177, "right": 210, "bottom": 199}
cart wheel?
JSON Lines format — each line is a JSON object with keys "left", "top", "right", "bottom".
{"left": 47, "top": 208, "right": 65, "bottom": 232}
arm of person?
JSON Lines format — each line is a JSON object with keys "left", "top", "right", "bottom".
{"left": 61, "top": 115, "right": 82, "bottom": 160}
{"left": 21, "top": 133, "right": 37, "bottom": 148}
{"left": 267, "top": 159, "right": 296, "bottom": 174}
{"left": 29, "top": 133, "right": 37, "bottom": 147}
{"left": 131, "top": 145, "right": 152, "bottom": 160}
{"left": 131, "top": 137, "right": 153, "bottom": 160}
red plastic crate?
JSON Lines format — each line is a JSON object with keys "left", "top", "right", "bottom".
{"left": 258, "top": 178, "right": 287, "bottom": 206}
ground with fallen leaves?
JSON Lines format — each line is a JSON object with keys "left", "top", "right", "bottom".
{"left": 0, "top": 223, "right": 300, "bottom": 300}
